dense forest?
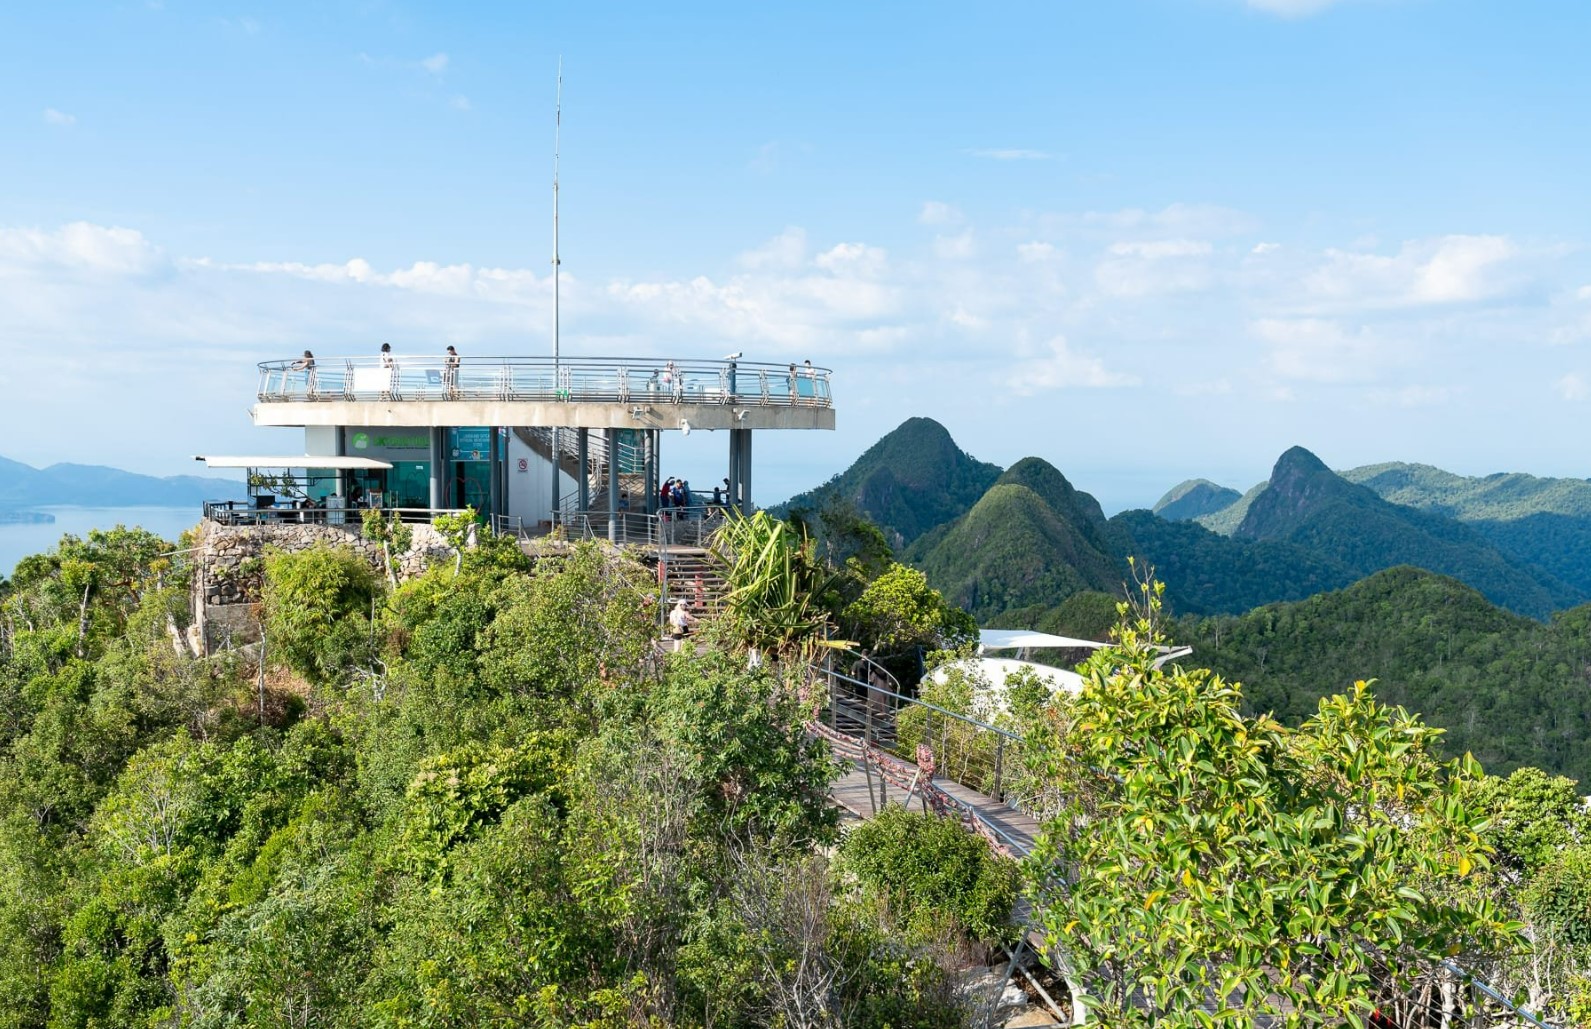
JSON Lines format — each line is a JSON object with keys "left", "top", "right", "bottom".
{"left": 0, "top": 525, "right": 1010, "bottom": 1028}
{"left": 3, "top": 512, "right": 1591, "bottom": 1025}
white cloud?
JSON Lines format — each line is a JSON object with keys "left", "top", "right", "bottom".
{"left": 1107, "top": 239, "right": 1212, "bottom": 260}
{"left": 1095, "top": 239, "right": 1215, "bottom": 296}
{"left": 42, "top": 108, "right": 76, "bottom": 127}
{"left": 965, "top": 148, "right": 1052, "bottom": 161}
{"left": 918, "top": 201, "right": 962, "bottom": 226}
{"left": 1246, "top": 0, "right": 1350, "bottom": 15}
{"left": 449, "top": 95, "right": 472, "bottom": 112}
{"left": 1305, "top": 235, "right": 1518, "bottom": 307}
{"left": 1017, "top": 242, "right": 1057, "bottom": 262}
{"left": 1252, "top": 318, "right": 1393, "bottom": 383}
{"left": 814, "top": 242, "right": 887, "bottom": 277}
{"left": 420, "top": 52, "right": 449, "bottom": 75}
{"left": 932, "top": 232, "right": 975, "bottom": 261}
{"left": 1007, "top": 336, "right": 1139, "bottom": 394}
{"left": 1557, "top": 373, "right": 1588, "bottom": 402}
{"left": 1251, "top": 242, "right": 1280, "bottom": 255}
{"left": 1576, "top": 285, "right": 1591, "bottom": 301}
{"left": 1073, "top": 203, "right": 1259, "bottom": 239}
{"left": 0, "top": 222, "right": 164, "bottom": 275}
{"left": 736, "top": 227, "right": 807, "bottom": 271}
{"left": 1370, "top": 384, "right": 1457, "bottom": 408}
{"left": 749, "top": 141, "right": 779, "bottom": 174}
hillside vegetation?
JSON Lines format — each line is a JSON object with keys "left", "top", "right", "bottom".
{"left": 778, "top": 417, "right": 1002, "bottom": 548}
{"left": 1150, "top": 478, "right": 1242, "bottom": 521}
{"left": 906, "top": 460, "right": 1121, "bottom": 621}
{"left": 1180, "top": 567, "right": 1591, "bottom": 782}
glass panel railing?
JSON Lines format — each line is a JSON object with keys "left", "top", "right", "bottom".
{"left": 255, "top": 356, "right": 833, "bottom": 408}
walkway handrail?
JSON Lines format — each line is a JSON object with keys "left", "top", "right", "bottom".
{"left": 551, "top": 506, "right": 730, "bottom": 547}
{"left": 257, "top": 354, "right": 834, "bottom": 408}
{"left": 202, "top": 501, "right": 472, "bottom": 527}
{"left": 807, "top": 659, "right": 1559, "bottom": 1028}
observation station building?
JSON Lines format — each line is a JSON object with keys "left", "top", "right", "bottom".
{"left": 202, "top": 353, "right": 835, "bottom": 542}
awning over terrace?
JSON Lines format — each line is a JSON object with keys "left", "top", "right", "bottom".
{"left": 194, "top": 455, "right": 394, "bottom": 470}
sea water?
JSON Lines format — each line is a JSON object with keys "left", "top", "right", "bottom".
{"left": 0, "top": 507, "right": 203, "bottom": 578}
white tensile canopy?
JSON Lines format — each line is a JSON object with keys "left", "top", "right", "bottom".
{"left": 977, "top": 628, "right": 1109, "bottom": 653}
{"left": 194, "top": 455, "right": 393, "bottom": 470}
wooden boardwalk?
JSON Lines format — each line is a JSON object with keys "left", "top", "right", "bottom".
{"left": 830, "top": 756, "right": 1043, "bottom": 857}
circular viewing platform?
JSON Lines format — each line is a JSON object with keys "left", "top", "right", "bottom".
{"left": 253, "top": 354, "right": 836, "bottom": 431}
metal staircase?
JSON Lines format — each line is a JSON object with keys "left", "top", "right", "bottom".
{"left": 515, "top": 426, "right": 648, "bottom": 515}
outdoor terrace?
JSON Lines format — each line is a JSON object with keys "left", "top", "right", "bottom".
{"left": 253, "top": 354, "right": 836, "bottom": 431}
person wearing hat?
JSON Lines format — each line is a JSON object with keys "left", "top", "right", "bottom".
{"left": 668, "top": 598, "right": 698, "bottom": 641}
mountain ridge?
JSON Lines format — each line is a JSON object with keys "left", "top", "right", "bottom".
{"left": 0, "top": 455, "right": 241, "bottom": 509}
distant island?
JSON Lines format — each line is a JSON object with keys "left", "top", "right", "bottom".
{"left": 0, "top": 453, "right": 243, "bottom": 512}
{"left": 0, "top": 510, "right": 54, "bottom": 525}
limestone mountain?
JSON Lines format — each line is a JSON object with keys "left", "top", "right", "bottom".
{"left": 1108, "top": 509, "right": 1356, "bottom": 616}
{"left": 1341, "top": 462, "right": 1591, "bottom": 596}
{"left": 1180, "top": 567, "right": 1591, "bottom": 782}
{"left": 1152, "top": 479, "right": 1242, "bottom": 522}
{"left": 1234, "top": 447, "right": 1579, "bottom": 618}
{"left": 777, "top": 417, "right": 1002, "bottom": 548}
{"left": 0, "top": 454, "right": 240, "bottom": 509}
{"left": 906, "top": 458, "right": 1122, "bottom": 621}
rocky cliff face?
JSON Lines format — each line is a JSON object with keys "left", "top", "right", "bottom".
{"left": 1236, "top": 446, "right": 1345, "bottom": 540}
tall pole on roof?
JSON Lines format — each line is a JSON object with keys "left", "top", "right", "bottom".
{"left": 553, "top": 57, "right": 562, "bottom": 371}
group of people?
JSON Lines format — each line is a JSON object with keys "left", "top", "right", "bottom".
{"left": 660, "top": 477, "right": 739, "bottom": 514}
{"left": 288, "top": 344, "right": 462, "bottom": 399}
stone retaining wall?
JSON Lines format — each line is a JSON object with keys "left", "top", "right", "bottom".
{"left": 191, "top": 519, "right": 454, "bottom": 653}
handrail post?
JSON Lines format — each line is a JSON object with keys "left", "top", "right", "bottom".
{"left": 994, "top": 736, "right": 1004, "bottom": 804}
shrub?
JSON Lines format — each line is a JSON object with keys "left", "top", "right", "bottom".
{"left": 838, "top": 805, "right": 1018, "bottom": 945}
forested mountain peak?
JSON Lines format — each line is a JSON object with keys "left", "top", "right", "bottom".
{"left": 997, "top": 457, "right": 1108, "bottom": 530}
{"left": 907, "top": 481, "right": 1121, "bottom": 620}
{"left": 1236, "top": 446, "right": 1349, "bottom": 540}
{"left": 1152, "top": 478, "right": 1243, "bottom": 522}
{"left": 776, "top": 417, "right": 1003, "bottom": 548}
{"left": 1230, "top": 446, "right": 1579, "bottom": 618}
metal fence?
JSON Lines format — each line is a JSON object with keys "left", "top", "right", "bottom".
{"left": 257, "top": 355, "right": 834, "bottom": 408}
{"left": 202, "top": 501, "right": 470, "bottom": 527}
{"left": 549, "top": 505, "right": 729, "bottom": 547}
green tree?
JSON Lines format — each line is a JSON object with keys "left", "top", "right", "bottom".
{"left": 841, "top": 563, "right": 976, "bottom": 657}
{"left": 1029, "top": 589, "right": 1521, "bottom": 1026}
{"left": 261, "top": 544, "right": 380, "bottom": 685}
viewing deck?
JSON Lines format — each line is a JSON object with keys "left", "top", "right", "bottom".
{"left": 252, "top": 354, "right": 836, "bottom": 431}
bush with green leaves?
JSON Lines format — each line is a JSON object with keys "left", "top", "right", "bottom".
{"left": 261, "top": 544, "right": 380, "bottom": 685}
{"left": 838, "top": 804, "right": 1018, "bottom": 946}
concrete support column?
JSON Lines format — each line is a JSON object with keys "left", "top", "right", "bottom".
{"left": 497, "top": 429, "right": 509, "bottom": 525}
{"left": 427, "top": 427, "right": 446, "bottom": 510}
{"left": 577, "top": 429, "right": 589, "bottom": 511}
{"left": 741, "top": 429, "right": 753, "bottom": 515}
{"left": 550, "top": 428, "right": 561, "bottom": 516}
{"left": 648, "top": 430, "right": 661, "bottom": 515}
{"left": 487, "top": 428, "right": 500, "bottom": 526}
{"left": 334, "top": 426, "right": 348, "bottom": 501}
{"left": 605, "top": 428, "right": 619, "bottom": 543}
{"left": 730, "top": 428, "right": 753, "bottom": 515}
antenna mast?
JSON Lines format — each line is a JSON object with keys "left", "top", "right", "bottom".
{"left": 552, "top": 58, "right": 562, "bottom": 371}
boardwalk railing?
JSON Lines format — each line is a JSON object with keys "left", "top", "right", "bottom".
{"left": 257, "top": 355, "right": 834, "bottom": 408}
{"left": 203, "top": 501, "right": 471, "bottom": 527}
{"left": 806, "top": 658, "right": 1561, "bottom": 1028}
{"left": 551, "top": 506, "right": 729, "bottom": 547}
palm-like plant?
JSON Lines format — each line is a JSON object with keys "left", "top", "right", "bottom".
{"left": 709, "top": 511, "right": 850, "bottom": 660}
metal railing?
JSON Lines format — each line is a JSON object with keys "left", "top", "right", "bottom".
{"left": 257, "top": 355, "right": 834, "bottom": 408}
{"left": 807, "top": 660, "right": 1559, "bottom": 1028}
{"left": 550, "top": 505, "right": 729, "bottom": 547}
{"left": 202, "top": 500, "right": 470, "bottom": 528}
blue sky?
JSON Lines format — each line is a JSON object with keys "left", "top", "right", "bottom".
{"left": 2, "top": 0, "right": 1590, "bottom": 511}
